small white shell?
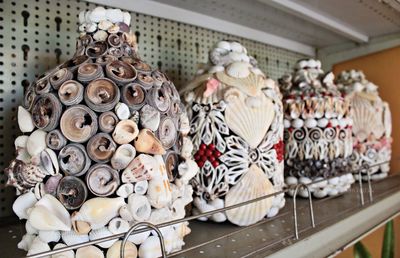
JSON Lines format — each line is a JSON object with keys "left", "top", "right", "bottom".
{"left": 339, "top": 118, "right": 347, "bottom": 128}
{"left": 116, "top": 183, "right": 134, "bottom": 198}
{"left": 115, "top": 102, "right": 131, "bottom": 120}
{"left": 108, "top": 217, "right": 130, "bottom": 235}
{"left": 27, "top": 237, "right": 50, "bottom": 257}
{"left": 93, "top": 30, "right": 108, "bottom": 41}
{"left": 86, "top": 23, "right": 97, "bottom": 33}
{"left": 18, "top": 106, "right": 35, "bottom": 133}
{"left": 217, "top": 41, "right": 231, "bottom": 51}
{"left": 85, "top": 11, "right": 92, "bottom": 23}
{"left": 230, "top": 42, "right": 244, "bottom": 52}
{"left": 139, "top": 105, "right": 160, "bottom": 132}
{"left": 328, "top": 177, "right": 339, "bottom": 185}
{"left": 123, "top": 12, "right": 131, "bottom": 26}
{"left": 52, "top": 243, "right": 75, "bottom": 258}
{"left": 61, "top": 231, "right": 89, "bottom": 246}
{"left": 40, "top": 148, "right": 59, "bottom": 175}
{"left": 305, "top": 118, "right": 317, "bottom": 128}
{"left": 138, "top": 236, "right": 161, "bottom": 258}
{"left": 208, "top": 65, "right": 225, "bottom": 74}
{"left": 292, "top": 118, "right": 304, "bottom": 128}
{"left": 180, "top": 137, "right": 193, "bottom": 159}
{"left": 12, "top": 191, "right": 37, "bottom": 220}
{"left": 89, "top": 227, "right": 117, "bottom": 249}
{"left": 266, "top": 206, "right": 279, "bottom": 218}
{"left": 106, "top": 9, "right": 124, "bottom": 23}
{"left": 283, "top": 119, "right": 291, "bottom": 128}
{"left": 78, "top": 11, "right": 86, "bottom": 24}
{"left": 313, "top": 189, "right": 328, "bottom": 198}
{"left": 317, "top": 118, "right": 329, "bottom": 128}
{"left": 26, "top": 220, "right": 39, "bottom": 235}
{"left": 177, "top": 159, "right": 198, "bottom": 185}
{"left": 226, "top": 62, "right": 251, "bottom": 78}
{"left": 127, "top": 225, "right": 151, "bottom": 245}
{"left": 285, "top": 176, "right": 298, "bottom": 186}
{"left": 299, "top": 177, "right": 312, "bottom": 185}
{"left": 111, "top": 144, "right": 136, "bottom": 170}
{"left": 128, "top": 194, "right": 151, "bottom": 222}
{"left": 134, "top": 180, "right": 148, "bottom": 195}
{"left": 330, "top": 119, "right": 339, "bottom": 127}
{"left": 18, "top": 234, "right": 36, "bottom": 251}
{"left": 119, "top": 205, "right": 134, "bottom": 222}
{"left": 27, "top": 130, "right": 47, "bottom": 157}
{"left": 107, "top": 240, "right": 138, "bottom": 258}
{"left": 38, "top": 230, "right": 61, "bottom": 243}
{"left": 76, "top": 246, "right": 104, "bottom": 258}
{"left": 98, "top": 20, "right": 113, "bottom": 30}
{"left": 15, "top": 135, "right": 29, "bottom": 150}
{"left": 90, "top": 7, "right": 106, "bottom": 23}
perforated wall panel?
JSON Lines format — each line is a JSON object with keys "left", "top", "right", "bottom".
{"left": 0, "top": 0, "right": 306, "bottom": 218}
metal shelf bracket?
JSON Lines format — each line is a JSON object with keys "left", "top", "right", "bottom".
{"left": 292, "top": 183, "right": 315, "bottom": 240}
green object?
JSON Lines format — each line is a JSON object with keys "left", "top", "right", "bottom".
{"left": 354, "top": 242, "right": 372, "bottom": 258}
{"left": 382, "top": 220, "right": 395, "bottom": 258}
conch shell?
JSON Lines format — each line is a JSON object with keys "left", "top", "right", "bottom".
{"left": 134, "top": 129, "right": 166, "bottom": 155}
{"left": 122, "top": 154, "right": 157, "bottom": 183}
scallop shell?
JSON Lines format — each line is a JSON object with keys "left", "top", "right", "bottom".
{"left": 61, "top": 231, "right": 89, "bottom": 246}
{"left": 85, "top": 78, "right": 120, "bottom": 112}
{"left": 140, "top": 105, "right": 160, "bottom": 131}
{"left": 115, "top": 102, "right": 131, "bottom": 120}
{"left": 225, "top": 165, "right": 274, "bottom": 226}
{"left": 86, "top": 41, "right": 108, "bottom": 58}
{"left": 60, "top": 105, "right": 98, "bottom": 143}
{"left": 106, "top": 60, "right": 137, "bottom": 85}
{"left": 58, "top": 143, "right": 91, "bottom": 176}
{"left": 99, "top": 111, "right": 119, "bottom": 133}
{"left": 38, "top": 230, "right": 61, "bottom": 243}
{"left": 18, "top": 106, "right": 35, "bottom": 133}
{"left": 93, "top": 30, "right": 108, "bottom": 41}
{"left": 31, "top": 93, "right": 62, "bottom": 131}
{"left": 86, "top": 164, "right": 120, "bottom": 197}
{"left": 111, "top": 144, "right": 136, "bottom": 170}
{"left": 134, "top": 129, "right": 166, "bottom": 155}
{"left": 77, "top": 63, "right": 104, "bottom": 83}
{"left": 89, "top": 227, "right": 117, "bottom": 249}
{"left": 112, "top": 120, "right": 139, "bottom": 144}
{"left": 107, "top": 240, "right": 138, "bottom": 258}
{"left": 87, "top": 133, "right": 117, "bottom": 163}
{"left": 122, "top": 154, "right": 157, "bottom": 183}
{"left": 76, "top": 246, "right": 104, "bottom": 258}
{"left": 71, "top": 197, "right": 125, "bottom": 229}
{"left": 12, "top": 191, "right": 37, "bottom": 220}
{"left": 58, "top": 80, "right": 84, "bottom": 106}
{"left": 138, "top": 236, "right": 161, "bottom": 258}
{"left": 49, "top": 68, "right": 73, "bottom": 90}
{"left": 27, "top": 129, "right": 47, "bottom": 157}
{"left": 224, "top": 89, "right": 275, "bottom": 149}
{"left": 56, "top": 176, "right": 88, "bottom": 210}
{"left": 128, "top": 194, "right": 151, "bottom": 222}
{"left": 216, "top": 71, "right": 265, "bottom": 97}
{"left": 28, "top": 194, "right": 71, "bottom": 231}
{"left": 52, "top": 243, "right": 75, "bottom": 258}
{"left": 121, "top": 83, "right": 146, "bottom": 110}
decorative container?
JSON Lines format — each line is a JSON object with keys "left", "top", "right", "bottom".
{"left": 5, "top": 7, "right": 197, "bottom": 257}
{"left": 336, "top": 70, "right": 392, "bottom": 180}
{"left": 279, "top": 59, "right": 355, "bottom": 198}
{"left": 182, "top": 41, "right": 285, "bottom": 226}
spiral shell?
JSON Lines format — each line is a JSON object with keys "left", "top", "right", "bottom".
{"left": 23, "top": 86, "right": 36, "bottom": 109}
{"left": 106, "top": 60, "right": 137, "bottom": 85}
{"left": 86, "top": 133, "right": 117, "bottom": 163}
{"left": 34, "top": 77, "right": 51, "bottom": 95}
{"left": 107, "top": 34, "right": 121, "bottom": 47}
{"left": 49, "top": 68, "right": 73, "bottom": 90}
{"left": 31, "top": 93, "right": 62, "bottom": 131}
{"left": 137, "top": 72, "right": 154, "bottom": 89}
{"left": 164, "top": 151, "right": 179, "bottom": 182}
{"left": 123, "top": 57, "right": 152, "bottom": 73}
{"left": 77, "top": 63, "right": 104, "bottom": 83}
{"left": 157, "top": 116, "right": 177, "bottom": 149}
{"left": 45, "top": 129, "right": 67, "bottom": 151}
{"left": 58, "top": 143, "right": 91, "bottom": 176}
{"left": 147, "top": 86, "right": 171, "bottom": 113}
{"left": 60, "top": 105, "right": 98, "bottom": 143}
{"left": 152, "top": 70, "right": 167, "bottom": 87}
{"left": 98, "top": 111, "right": 119, "bottom": 133}
{"left": 85, "top": 78, "right": 120, "bottom": 112}
{"left": 86, "top": 41, "right": 108, "bottom": 58}
{"left": 86, "top": 164, "right": 120, "bottom": 197}
{"left": 58, "top": 80, "right": 84, "bottom": 106}
{"left": 121, "top": 83, "right": 146, "bottom": 110}
{"left": 96, "top": 55, "right": 117, "bottom": 66}
{"left": 108, "top": 47, "right": 123, "bottom": 58}
{"left": 57, "top": 176, "right": 88, "bottom": 210}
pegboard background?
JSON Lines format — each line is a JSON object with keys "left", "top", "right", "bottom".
{"left": 0, "top": 0, "right": 306, "bottom": 218}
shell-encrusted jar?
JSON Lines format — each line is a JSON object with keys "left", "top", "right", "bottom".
{"left": 6, "top": 7, "right": 197, "bottom": 257}
{"left": 279, "top": 59, "right": 355, "bottom": 199}
{"left": 182, "top": 41, "right": 285, "bottom": 226}
{"left": 336, "top": 70, "right": 392, "bottom": 181}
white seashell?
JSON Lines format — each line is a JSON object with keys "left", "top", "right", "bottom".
{"left": 230, "top": 42, "right": 244, "bottom": 53}
{"left": 217, "top": 41, "right": 231, "bottom": 51}
{"left": 111, "top": 144, "right": 136, "bottom": 170}
{"left": 90, "top": 7, "right": 106, "bottom": 23}
{"left": 328, "top": 188, "right": 339, "bottom": 196}
{"left": 228, "top": 52, "right": 244, "bottom": 62}
{"left": 128, "top": 194, "right": 151, "bottom": 222}
{"left": 180, "top": 137, "right": 194, "bottom": 159}
{"left": 107, "top": 240, "right": 138, "bottom": 258}
{"left": 305, "top": 118, "right": 317, "bottom": 128}
{"left": 226, "top": 62, "right": 251, "bottom": 78}
{"left": 328, "top": 177, "right": 339, "bottom": 186}
{"left": 140, "top": 105, "right": 160, "bottom": 132}
{"left": 298, "top": 188, "right": 309, "bottom": 198}
{"left": 177, "top": 159, "right": 198, "bottom": 185}
{"left": 76, "top": 246, "right": 104, "bottom": 258}
{"left": 225, "top": 165, "right": 274, "bottom": 226}
{"left": 285, "top": 176, "right": 298, "bottom": 186}
{"left": 299, "top": 177, "right": 312, "bottom": 185}
{"left": 86, "top": 23, "right": 97, "bottom": 33}
{"left": 119, "top": 205, "right": 134, "bottom": 222}
{"left": 292, "top": 118, "right": 304, "bottom": 128}
{"left": 15, "top": 135, "right": 29, "bottom": 150}
{"left": 40, "top": 148, "right": 59, "bottom": 175}
{"left": 89, "top": 227, "right": 117, "bottom": 248}
{"left": 106, "top": 9, "right": 124, "bottom": 23}
{"left": 313, "top": 188, "right": 328, "bottom": 198}
{"left": 317, "top": 118, "right": 329, "bottom": 128}
{"left": 266, "top": 206, "right": 279, "bottom": 218}
{"left": 179, "top": 112, "right": 190, "bottom": 136}
{"left": 78, "top": 23, "right": 87, "bottom": 33}
{"left": 18, "top": 106, "right": 35, "bottom": 133}
{"left": 138, "top": 236, "right": 162, "bottom": 258}
{"left": 284, "top": 119, "right": 291, "bottom": 128}
{"left": 93, "top": 30, "right": 108, "bottom": 41}
{"left": 52, "top": 243, "right": 75, "bottom": 258}
{"left": 108, "top": 217, "right": 130, "bottom": 235}
{"left": 27, "top": 237, "right": 51, "bottom": 258}
{"left": 123, "top": 12, "right": 131, "bottom": 26}
{"left": 115, "top": 102, "right": 131, "bottom": 120}
{"left": 338, "top": 118, "right": 347, "bottom": 128}
{"left": 98, "top": 20, "right": 113, "bottom": 30}
{"left": 61, "top": 231, "right": 89, "bottom": 246}
{"left": 148, "top": 208, "right": 173, "bottom": 225}
{"left": 26, "top": 220, "right": 39, "bottom": 235}
{"left": 208, "top": 65, "right": 224, "bottom": 74}
{"left": 163, "top": 228, "right": 185, "bottom": 253}
{"left": 147, "top": 156, "right": 172, "bottom": 209}
{"left": 134, "top": 180, "right": 148, "bottom": 195}
{"left": 127, "top": 225, "right": 151, "bottom": 245}
{"left": 330, "top": 119, "right": 339, "bottom": 127}
{"left": 208, "top": 198, "right": 226, "bottom": 222}
{"left": 18, "top": 234, "right": 36, "bottom": 251}
{"left": 12, "top": 191, "right": 37, "bottom": 220}
{"left": 72, "top": 197, "right": 125, "bottom": 229}
{"left": 28, "top": 194, "right": 71, "bottom": 231}
{"left": 314, "top": 177, "right": 327, "bottom": 188}
{"left": 171, "top": 198, "right": 186, "bottom": 220}
{"left": 27, "top": 130, "right": 47, "bottom": 157}
{"left": 122, "top": 154, "right": 158, "bottom": 183}
{"left": 117, "top": 183, "right": 134, "bottom": 198}
{"left": 38, "top": 230, "right": 61, "bottom": 243}
{"left": 78, "top": 11, "right": 86, "bottom": 24}
{"left": 85, "top": 11, "right": 92, "bottom": 23}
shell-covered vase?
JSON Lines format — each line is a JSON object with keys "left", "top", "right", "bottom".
{"left": 6, "top": 7, "right": 197, "bottom": 257}
{"left": 182, "top": 41, "right": 285, "bottom": 226}
{"left": 279, "top": 59, "right": 355, "bottom": 199}
{"left": 336, "top": 70, "right": 392, "bottom": 180}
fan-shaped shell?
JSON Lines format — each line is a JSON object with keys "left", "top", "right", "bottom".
{"left": 216, "top": 72, "right": 265, "bottom": 97}
{"left": 60, "top": 105, "right": 98, "bottom": 143}
{"left": 225, "top": 165, "right": 274, "bottom": 226}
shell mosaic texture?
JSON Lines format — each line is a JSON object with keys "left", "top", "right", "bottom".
{"left": 0, "top": 0, "right": 306, "bottom": 218}
{"left": 182, "top": 41, "right": 285, "bottom": 226}
{"left": 336, "top": 70, "right": 392, "bottom": 181}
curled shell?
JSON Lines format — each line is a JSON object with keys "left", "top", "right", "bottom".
{"left": 147, "top": 86, "right": 171, "bottom": 113}
{"left": 107, "top": 34, "right": 121, "bottom": 47}
{"left": 46, "top": 129, "right": 67, "bottom": 151}
{"left": 106, "top": 60, "right": 137, "bottom": 85}
{"left": 137, "top": 72, "right": 154, "bottom": 89}
{"left": 112, "top": 120, "right": 139, "bottom": 145}
{"left": 99, "top": 111, "right": 119, "bottom": 133}
{"left": 57, "top": 176, "right": 88, "bottom": 210}
{"left": 49, "top": 68, "right": 73, "bottom": 89}
{"left": 111, "top": 144, "right": 136, "bottom": 170}
{"left": 134, "top": 129, "right": 166, "bottom": 155}
{"left": 31, "top": 93, "right": 62, "bottom": 131}
{"left": 77, "top": 63, "right": 104, "bottom": 83}
{"left": 108, "top": 47, "right": 123, "bottom": 58}
{"left": 87, "top": 133, "right": 117, "bottom": 163}
{"left": 85, "top": 78, "right": 120, "bottom": 112}
{"left": 96, "top": 54, "right": 118, "bottom": 66}
{"left": 140, "top": 104, "right": 160, "bottom": 132}
{"left": 58, "top": 143, "right": 91, "bottom": 176}
{"left": 152, "top": 70, "right": 167, "bottom": 87}
{"left": 86, "top": 41, "right": 108, "bottom": 58}
{"left": 40, "top": 148, "right": 59, "bottom": 175}
{"left": 60, "top": 105, "right": 98, "bottom": 143}
{"left": 86, "top": 164, "right": 120, "bottom": 197}
{"left": 157, "top": 116, "right": 177, "bottom": 149}
{"left": 18, "top": 106, "right": 35, "bottom": 133}
{"left": 34, "top": 77, "right": 51, "bottom": 95}
{"left": 121, "top": 83, "right": 146, "bottom": 110}
{"left": 122, "top": 154, "right": 157, "bottom": 183}
{"left": 58, "top": 80, "right": 84, "bottom": 106}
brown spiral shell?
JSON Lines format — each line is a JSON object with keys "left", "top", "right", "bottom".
{"left": 34, "top": 77, "right": 51, "bottom": 95}
{"left": 58, "top": 80, "right": 84, "bottom": 106}
{"left": 31, "top": 93, "right": 62, "bottom": 131}
{"left": 60, "top": 104, "right": 98, "bottom": 143}
{"left": 98, "top": 111, "right": 119, "bottom": 133}
{"left": 86, "top": 41, "right": 108, "bottom": 58}
{"left": 46, "top": 129, "right": 67, "bottom": 151}
{"left": 86, "top": 133, "right": 117, "bottom": 163}
{"left": 84, "top": 78, "right": 120, "bottom": 112}
{"left": 77, "top": 63, "right": 104, "bottom": 83}
{"left": 105, "top": 60, "right": 137, "bottom": 85}
{"left": 120, "top": 57, "right": 152, "bottom": 73}
{"left": 152, "top": 70, "right": 167, "bottom": 87}
{"left": 57, "top": 176, "right": 88, "bottom": 210}
{"left": 157, "top": 116, "right": 177, "bottom": 149}
{"left": 164, "top": 151, "right": 179, "bottom": 182}
{"left": 121, "top": 83, "right": 146, "bottom": 110}
{"left": 60, "top": 55, "right": 91, "bottom": 72}
{"left": 86, "top": 164, "right": 120, "bottom": 197}
{"left": 49, "top": 68, "right": 73, "bottom": 90}
{"left": 108, "top": 47, "right": 123, "bottom": 58}
{"left": 23, "top": 86, "right": 36, "bottom": 110}
{"left": 137, "top": 72, "right": 154, "bottom": 89}
{"left": 58, "top": 143, "right": 91, "bottom": 176}
{"left": 96, "top": 55, "right": 117, "bottom": 66}
{"left": 147, "top": 86, "right": 171, "bottom": 113}
{"left": 107, "top": 34, "right": 121, "bottom": 47}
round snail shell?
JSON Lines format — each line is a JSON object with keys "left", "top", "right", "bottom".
{"left": 85, "top": 41, "right": 108, "bottom": 58}
{"left": 137, "top": 72, "right": 154, "bottom": 89}
{"left": 49, "top": 68, "right": 73, "bottom": 90}
{"left": 58, "top": 80, "right": 84, "bottom": 106}
{"left": 86, "top": 164, "right": 120, "bottom": 197}
{"left": 121, "top": 83, "right": 146, "bottom": 110}
{"left": 107, "top": 33, "right": 121, "bottom": 47}
{"left": 96, "top": 55, "right": 117, "bottom": 66}
{"left": 77, "top": 63, "right": 104, "bottom": 83}
{"left": 85, "top": 78, "right": 120, "bottom": 112}
{"left": 87, "top": 133, "right": 117, "bottom": 163}
{"left": 98, "top": 111, "right": 119, "bottom": 133}
{"left": 105, "top": 60, "right": 137, "bottom": 85}
{"left": 31, "top": 93, "right": 62, "bottom": 131}
{"left": 34, "top": 77, "right": 51, "bottom": 95}
{"left": 45, "top": 129, "right": 67, "bottom": 151}
{"left": 157, "top": 116, "right": 177, "bottom": 149}
{"left": 147, "top": 86, "right": 171, "bottom": 114}
{"left": 56, "top": 176, "right": 88, "bottom": 210}
{"left": 58, "top": 143, "right": 91, "bottom": 176}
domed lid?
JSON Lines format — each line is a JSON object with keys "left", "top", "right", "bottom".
{"left": 336, "top": 69, "right": 379, "bottom": 98}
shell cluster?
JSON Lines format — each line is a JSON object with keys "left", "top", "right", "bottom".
{"left": 182, "top": 41, "right": 285, "bottom": 226}
{"left": 336, "top": 70, "right": 392, "bottom": 180}
{"left": 279, "top": 59, "right": 355, "bottom": 198}
{"left": 6, "top": 7, "right": 197, "bottom": 258}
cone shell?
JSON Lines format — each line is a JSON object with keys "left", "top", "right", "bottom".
{"left": 134, "top": 129, "right": 166, "bottom": 155}
{"left": 60, "top": 105, "right": 98, "bottom": 143}
{"left": 225, "top": 165, "right": 274, "bottom": 226}
{"left": 122, "top": 154, "right": 157, "bottom": 183}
